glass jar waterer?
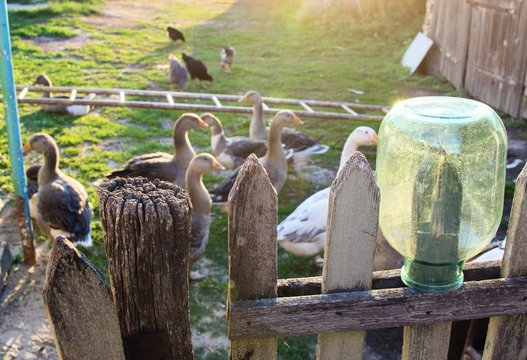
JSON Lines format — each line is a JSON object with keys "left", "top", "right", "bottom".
{"left": 376, "top": 97, "right": 507, "bottom": 292}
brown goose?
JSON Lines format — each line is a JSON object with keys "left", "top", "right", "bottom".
{"left": 239, "top": 90, "right": 329, "bottom": 157}
{"left": 33, "top": 74, "right": 95, "bottom": 116}
{"left": 106, "top": 113, "right": 208, "bottom": 187}
{"left": 23, "top": 133, "right": 93, "bottom": 247}
{"left": 201, "top": 113, "right": 267, "bottom": 170}
{"left": 209, "top": 110, "right": 303, "bottom": 202}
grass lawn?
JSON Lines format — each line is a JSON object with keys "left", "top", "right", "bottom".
{"left": 0, "top": 0, "right": 518, "bottom": 358}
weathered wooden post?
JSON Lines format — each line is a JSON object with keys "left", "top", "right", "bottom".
{"left": 98, "top": 177, "right": 193, "bottom": 360}
{"left": 43, "top": 236, "right": 125, "bottom": 360}
{"left": 316, "top": 152, "right": 380, "bottom": 360}
{"left": 483, "top": 164, "right": 527, "bottom": 359}
{"left": 227, "top": 154, "right": 278, "bottom": 360}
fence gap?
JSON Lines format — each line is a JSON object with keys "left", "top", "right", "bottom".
{"left": 316, "top": 152, "right": 379, "bottom": 360}
{"left": 42, "top": 236, "right": 125, "bottom": 359}
{"left": 483, "top": 164, "right": 527, "bottom": 359}
{"left": 98, "top": 177, "right": 193, "bottom": 360}
{"left": 227, "top": 154, "right": 278, "bottom": 360}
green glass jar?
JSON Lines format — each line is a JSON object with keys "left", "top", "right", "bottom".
{"left": 376, "top": 97, "right": 507, "bottom": 292}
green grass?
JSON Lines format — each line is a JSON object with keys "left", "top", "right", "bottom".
{"left": 0, "top": 0, "right": 521, "bottom": 358}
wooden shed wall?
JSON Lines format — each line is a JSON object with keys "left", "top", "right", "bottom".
{"left": 424, "top": 0, "right": 527, "bottom": 118}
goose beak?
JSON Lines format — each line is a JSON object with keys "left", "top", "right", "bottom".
{"left": 292, "top": 115, "right": 304, "bottom": 125}
{"left": 22, "top": 142, "right": 31, "bottom": 154}
{"left": 371, "top": 133, "right": 378, "bottom": 144}
{"left": 212, "top": 159, "right": 225, "bottom": 171}
{"left": 238, "top": 95, "right": 248, "bottom": 103}
{"left": 197, "top": 118, "right": 209, "bottom": 128}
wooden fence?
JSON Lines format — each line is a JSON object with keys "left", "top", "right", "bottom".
{"left": 41, "top": 153, "right": 527, "bottom": 359}
{"left": 423, "top": 0, "right": 527, "bottom": 118}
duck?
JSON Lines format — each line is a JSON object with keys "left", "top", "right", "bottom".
{"left": 201, "top": 113, "right": 267, "bottom": 170}
{"left": 182, "top": 53, "right": 213, "bottom": 82}
{"left": 209, "top": 110, "right": 303, "bottom": 202}
{"left": 239, "top": 90, "right": 329, "bottom": 157}
{"left": 220, "top": 46, "right": 235, "bottom": 71}
{"left": 277, "top": 126, "right": 379, "bottom": 266}
{"left": 186, "top": 153, "right": 225, "bottom": 279}
{"left": 106, "top": 113, "right": 208, "bottom": 187}
{"left": 32, "top": 74, "right": 95, "bottom": 116}
{"left": 22, "top": 133, "right": 93, "bottom": 247}
{"left": 166, "top": 26, "right": 185, "bottom": 42}
{"left": 169, "top": 54, "right": 188, "bottom": 90}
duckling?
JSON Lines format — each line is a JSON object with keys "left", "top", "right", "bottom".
{"left": 277, "top": 127, "right": 378, "bottom": 266}
{"left": 106, "top": 113, "right": 208, "bottom": 187}
{"left": 23, "top": 133, "right": 93, "bottom": 247}
{"left": 169, "top": 54, "right": 188, "bottom": 90}
{"left": 201, "top": 113, "right": 267, "bottom": 170}
{"left": 220, "top": 46, "right": 235, "bottom": 71}
{"left": 33, "top": 74, "right": 95, "bottom": 116}
{"left": 209, "top": 110, "right": 303, "bottom": 202}
{"left": 167, "top": 26, "right": 185, "bottom": 42}
{"left": 182, "top": 53, "right": 213, "bottom": 82}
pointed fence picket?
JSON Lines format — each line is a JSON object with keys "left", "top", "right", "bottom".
{"left": 227, "top": 155, "right": 527, "bottom": 359}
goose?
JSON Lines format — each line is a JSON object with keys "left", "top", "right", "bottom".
{"left": 277, "top": 126, "right": 379, "bottom": 266}
{"left": 33, "top": 74, "right": 95, "bottom": 116}
{"left": 239, "top": 90, "right": 329, "bottom": 156}
{"left": 106, "top": 113, "right": 208, "bottom": 187}
{"left": 169, "top": 54, "right": 188, "bottom": 90}
{"left": 201, "top": 113, "right": 267, "bottom": 170}
{"left": 220, "top": 46, "right": 235, "bottom": 71}
{"left": 186, "top": 153, "right": 225, "bottom": 279}
{"left": 182, "top": 53, "right": 213, "bottom": 82}
{"left": 23, "top": 133, "right": 93, "bottom": 247}
{"left": 209, "top": 110, "right": 303, "bottom": 202}
{"left": 167, "top": 26, "right": 185, "bottom": 42}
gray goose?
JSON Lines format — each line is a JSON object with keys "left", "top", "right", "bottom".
{"left": 239, "top": 90, "right": 329, "bottom": 157}
{"left": 23, "top": 133, "right": 93, "bottom": 246}
{"left": 209, "top": 110, "right": 303, "bottom": 202}
{"left": 106, "top": 113, "right": 208, "bottom": 187}
{"left": 201, "top": 113, "right": 266, "bottom": 170}
{"left": 33, "top": 74, "right": 95, "bottom": 116}
{"left": 169, "top": 54, "right": 188, "bottom": 90}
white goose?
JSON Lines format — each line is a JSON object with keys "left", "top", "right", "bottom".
{"left": 277, "top": 126, "right": 378, "bottom": 265}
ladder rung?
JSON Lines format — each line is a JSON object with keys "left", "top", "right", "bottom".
{"left": 262, "top": 103, "right": 270, "bottom": 111}
{"left": 69, "top": 89, "right": 77, "bottom": 101}
{"left": 299, "top": 101, "right": 314, "bottom": 113}
{"left": 341, "top": 104, "right": 358, "bottom": 116}
{"left": 212, "top": 96, "right": 222, "bottom": 107}
{"left": 18, "top": 87, "right": 28, "bottom": 100}
{"left": 166, "top": 93, "right": 174, "bottom": 105}
{"left": 119, "top": 91, "right": 125, "bottom": 103}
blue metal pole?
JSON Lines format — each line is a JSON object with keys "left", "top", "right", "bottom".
{"left": 0, "top": 0, "right": 35, "bottom": 265}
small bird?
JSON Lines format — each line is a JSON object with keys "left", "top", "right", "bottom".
{"left": 167, "top": 26, "right": 185, "bottom": 42}
{"left": 220, "top": 46, "right": 235, "bottom": 71}
{"left": 182, "top": 53, "right": 213, "bottom": 82}
{"left": 23, "top": 133, "right": 93, "bottom": 247}
{"left": 168, "top": 54, "right": 188, "bottom": 90}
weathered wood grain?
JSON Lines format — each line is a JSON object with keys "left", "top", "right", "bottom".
{"left": 277, "top": 260, "right": 501, "bottom": 297}
{"left": 229, "top": 276, "right": 527, "bottom": 339}
{"left": 402, "top": 322, "right": 451, "bottom": 360}
{"left": 317, "top": 152, "right": 379, "bottom": 360}
{"left": 483, "top": 164, "right": 527, "bottom": 359}
{"left": 98, "top": 177, "right": 193, "bottom": 359}
{"left": 227, "top": 154, "right": 278, "bottom": 359}
{"left": 42, "top": 236, "right": 125, "bottom": 360}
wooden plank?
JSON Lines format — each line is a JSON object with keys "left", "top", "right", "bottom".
{"left": 483, "top": 164, "right": 527, "bottom": 359}
{"left": 42, "top": 236, "right": 125, "bottom": 360}
{"left": 228, "top": 154, "right": 278, "bottom": 359}
{"left": 212, "top": 95, "right": 222, "bottom": 107}
{"left": 166, "top": 93, "right": 174, "bottom": 105}
{"left": 317, "top": 153, "right": 379, "bottom": 360}
{"left": 402, "top": 322, "right": 451, "bottom": 360}
{"left": 228, "top": 276, "right": 527, "bottom": 338}
{"left": 17, "top": 87, "right": 28, "bottom": 99}
{"left": 276, "top": 260, "right": 502, "bottom": 297}
{"left": 300, "top": 101, "right": 315, "bottom": 113}
{"left": 98, "top": 177, "right": 193, "bottom": 359}
{"left": 69, "top": 89, "right": 77, "bottom": 101}
{"left": 119, "top": 90, "right": 125, "bottom": 103}
{"left": 340, "top": 104, "right": 358, "bottom": 116}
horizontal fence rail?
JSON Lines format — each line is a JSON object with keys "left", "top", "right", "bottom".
{"left": 2, "top": 85, "right": 387, "bottom": 121}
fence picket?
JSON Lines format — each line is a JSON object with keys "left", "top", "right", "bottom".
{"left": 228, "top": 154, "right": 278, "bottom": 360}
{"left": 483, "top": 164, "right": 527, "bottom": 359}
{"left": 98, "top": 177, "right": 193, "bottom": 359}
{"left": 42, "top": 236, "right": 125, "bottom": 360}
{"left": 402, "top": 322, "right": 451, "bottom": 360}
{"left": 316, "top": 152, "right": 380, "bottom": 360}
